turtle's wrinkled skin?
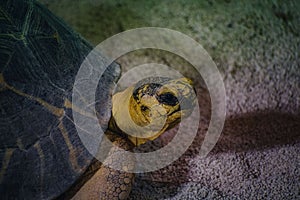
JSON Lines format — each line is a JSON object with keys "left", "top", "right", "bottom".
{"left": 70, "top": 130, "right": 136, "bottom": 200}
{"left": 0, "top": 0, "right": 196, "bottom": 199}
{"left": 69, "top": 77, "right": 196, "bottom": 199}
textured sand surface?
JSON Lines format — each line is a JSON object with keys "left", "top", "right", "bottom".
{"left": 40, "top": 0, "right": 300, "bottom": 199}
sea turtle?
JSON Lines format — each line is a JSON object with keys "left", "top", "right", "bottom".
{"left": 0, "top": 0, "right": 196, "bottom": 199}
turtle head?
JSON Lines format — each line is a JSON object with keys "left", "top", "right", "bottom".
{"left": 111, "top": 77, "right": 197, "bottom": 146}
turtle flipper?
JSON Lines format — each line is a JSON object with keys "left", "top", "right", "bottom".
{"left": 72, "top": 130, "right": 135, "bottom": 200}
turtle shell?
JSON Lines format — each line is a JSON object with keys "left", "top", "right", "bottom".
{"left": 0, "top": 0, "right": 120, "bottom": 199}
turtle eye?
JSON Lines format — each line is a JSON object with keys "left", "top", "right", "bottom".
{"left": 141, "top": 105, "right": 149, "bottom": 112}
{"left": 157, "top": 92, "right": 178, "bottom": 106}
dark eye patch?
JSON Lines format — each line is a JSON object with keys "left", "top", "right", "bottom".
{"left": 141, "top": 105, "right": 149, "bottom": 112}
{"left": 157, "top": 92, "right": 178, "bottom": 106}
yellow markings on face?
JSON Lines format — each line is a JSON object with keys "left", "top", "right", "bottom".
{"left": 58, "top": 121, "right": 82, "bottom": 174}
{"left": 129, "top": 94, "right": 160, "bottom": 126}
{"left": 0, "top": 148, "right": 15, "bottom": 183}
{"left": 112, "top": 86, "right": 165, "bottom": 146}
{"left": 120, "top": 77, "right": 195, "bottom": 146}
